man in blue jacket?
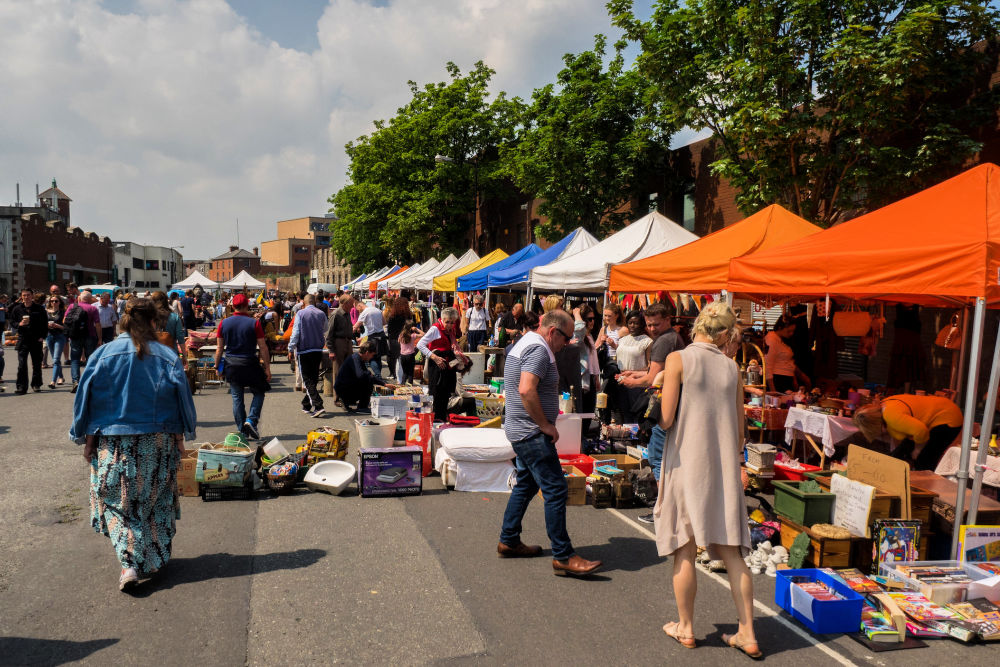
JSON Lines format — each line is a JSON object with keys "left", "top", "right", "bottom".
{"left": 289, "top": 294, "right": 329, "bottom": 418}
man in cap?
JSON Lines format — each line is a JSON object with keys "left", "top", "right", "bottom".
{"left": 215, "top": 293, "right": 271, "bottom": 439}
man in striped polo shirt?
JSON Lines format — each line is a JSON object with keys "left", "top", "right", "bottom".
{"left": 498, "top": 309, "right": 602, "bottom": 576}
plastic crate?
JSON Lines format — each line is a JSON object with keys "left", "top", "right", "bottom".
{"left": 558, "top": 453, "right": 596, "bottom": 477}
{"left": 201, "top": 483, "right": 258, "bottom": 501}
{"left": 773, "top": 480, "right": 835, "bottom": 526}
{"left": 774, "top": 461, "right": 822, "bottom": 481}
{"left": 878, "top": 559, "right": 992, "bottom": 605}
{"left": 474, "top": 395, "right": 505, "bottom": 419}
{"left": 745, "top": 443, "right": 777, "bottom": 470}
{"left": 775, "top": 568, "right": 864, "bottom": 634}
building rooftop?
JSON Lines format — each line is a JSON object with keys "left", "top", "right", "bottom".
{"left": 211, "top": 248, "right": 258, "bottom": 260}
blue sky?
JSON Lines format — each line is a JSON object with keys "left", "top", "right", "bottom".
{"left": 0, "top": 0, "right": 659, "bottom": 256}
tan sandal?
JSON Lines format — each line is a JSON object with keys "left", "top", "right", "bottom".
{"left": 723, "top": 633, "right": 763, "bottom": 659}
{"left": 663, "top": 621, "right": 696, "bottom": 649}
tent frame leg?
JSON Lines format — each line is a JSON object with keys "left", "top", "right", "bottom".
{"left": 969, "top": 319, "right": 1000, "bottom": 523}
{"left": 951, "top": 297, "right": 986, "bottom": 557}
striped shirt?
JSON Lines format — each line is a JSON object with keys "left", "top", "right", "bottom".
{"left": 503, "top": 331, "right": 559, "bottom": 443}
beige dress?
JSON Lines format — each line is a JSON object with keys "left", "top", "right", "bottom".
{"left": 653, "top": 342, "right": 751, "bottom": 558}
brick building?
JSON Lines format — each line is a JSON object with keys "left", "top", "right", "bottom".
{"left": 208, "top": 246, "right": 261, "bottom": 282}
{"left": 313, "top": 247, "right": 351, "bottom": 287}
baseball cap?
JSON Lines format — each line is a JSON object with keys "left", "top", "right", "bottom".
{"left": 232, "top": 293, "right": 249, "bottom": 307}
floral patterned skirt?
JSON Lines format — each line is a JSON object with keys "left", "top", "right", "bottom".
{"left": 90, "top": 433, "right": 180, "bottom": 575}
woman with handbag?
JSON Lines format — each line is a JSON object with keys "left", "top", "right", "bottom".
{"left": 853, "top": 395, "right": 962, "bottom": 470}
{"left": 653, "top": 301, "right": 759, "bottom": 657}
{"left": 70, "top": 298, "right": 197, "bottom": 592}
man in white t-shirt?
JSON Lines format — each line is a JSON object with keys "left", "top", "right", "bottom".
{"left": 353, "top": 302, "right": 387, "bottom": 373}
{"left": 464, "top": 295, "right": 489, "bottom": 352}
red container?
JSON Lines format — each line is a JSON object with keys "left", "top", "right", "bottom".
{"left": 405, "top": 411, "right": 433, "bottom": 477}
{"left": 558, "top": 453, "right": 596, "bottom": 477}
{"left": 773, "top": 461, "right": 822, "bottom": 481}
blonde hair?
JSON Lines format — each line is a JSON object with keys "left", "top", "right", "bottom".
{"left": 692, "top": 301, "right": 736, "bottom": 341}
{"left": 542, "top": 294, "right": 564, "bottom": 313}
{"left": 852, "top": 401, "right": 884, "bottom": 442}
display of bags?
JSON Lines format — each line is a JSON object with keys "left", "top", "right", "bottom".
{"left": 934, "top": 312, "right": 963, "bottom": 350}
{"left": 195, "top": 441, "right": 255, "bottom": 487}
{"left": 832, "top": 303, "right": 872, "bottom": 337}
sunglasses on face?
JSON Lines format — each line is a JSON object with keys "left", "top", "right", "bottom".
{"left": 554, "top": 328, "right": 573, "bottom": 342}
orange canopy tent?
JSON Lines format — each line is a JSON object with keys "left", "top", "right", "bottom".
{"left": 370, "top": 266, "right": 408, "bottom": 292}
{"left": 608, "top": 204, "right": 822, "bottom": 294}
{"left": 726, "top": 163, "right": 1000, "bottom": 308}
{"left": 726, "top": 163, "right": 1000, "bottom": 556}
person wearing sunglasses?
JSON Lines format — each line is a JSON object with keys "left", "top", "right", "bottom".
{"left": 498, "top": 308, "right": 602, "bottom": 577}
{"left": 571, "top": 303, "right": 601, "bottom": 432}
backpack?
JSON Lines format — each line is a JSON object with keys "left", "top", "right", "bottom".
{"left": 64, "top": 305, "right": 90, "bottom": 340}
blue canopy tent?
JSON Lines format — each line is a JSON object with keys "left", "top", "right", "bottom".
{"left": 487, "top": 227, "right": 598, "bottom": 289}
{"left": 456, "top": 244, "right": 541, "bottom": 293}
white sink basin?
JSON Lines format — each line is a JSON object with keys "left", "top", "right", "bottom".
{"left": 304, "top": 460, "right": 355, "bottom": 495}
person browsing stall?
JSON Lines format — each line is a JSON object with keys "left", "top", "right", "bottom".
{"left": 498, "top": 309, "right": 602, "bottom": 577}
{"left": 215, "top": 293, "right": 271, "bottom": 440}
{"left": 333, "top": 340, "right": 386, "bottom": 413}
{"left": 853, "top": 394, "right": 963, "bottom": 471}
{"left": 417, "top": 307, "right": 469, "bottom": 422}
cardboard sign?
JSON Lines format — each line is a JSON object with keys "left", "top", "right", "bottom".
{"left": 203, "top": 468, "right": 230, "bottom": 484}
{"left": 831, "top": 474, "right": 876, "bottom": 538}
{"left": 847, "top": 445, "right": 911, "bottom": 520}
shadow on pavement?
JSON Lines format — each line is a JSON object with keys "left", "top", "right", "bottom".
{"left": 579, "top": 535, "right": 663, "bottom": 573}
{"left": 0, "top": 636, "right": 119, "bottom": 665}
{"left": 130, "top": 548, "right": 327, "bottom": 597}
{"left": 709, "top": 616, "right": 822, "bottom": 658}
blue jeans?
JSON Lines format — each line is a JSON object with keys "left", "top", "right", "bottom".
{"left": 500, "top": 432, "right": 575, "bottom": 561}
{"left": 229, "top": 379, "right": 265, "bottom": 430}
{"left": 46, "top": 333, "right": 66, "bottom": 382}
{"left": 467, "top": 329, "right": 487, "bottom": 352}
{"left": 648, "top": 424, "right": 666, "bottom": 481}
{"left": 69, "top": 336, "right": 98, "bottom": 384}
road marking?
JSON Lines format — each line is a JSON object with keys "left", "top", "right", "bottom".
{"left": 607, "top": 508, "right": 859, "bottom": 667}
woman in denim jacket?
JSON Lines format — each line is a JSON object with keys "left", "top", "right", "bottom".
{"left": 70, "top": 298, "right": 197, "bottom": 592}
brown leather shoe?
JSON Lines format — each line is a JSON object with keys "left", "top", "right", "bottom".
{"left": 497, "top": 541, "right": 543, "bottom": 558}
{"left": 552, "top": 555, "right": 602, "bottom": 576}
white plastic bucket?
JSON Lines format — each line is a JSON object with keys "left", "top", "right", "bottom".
{"left": 354, "top": 417, "right": 398, "bottom": 449}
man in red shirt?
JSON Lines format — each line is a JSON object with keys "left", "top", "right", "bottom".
{"left": 214, "top": 294, "right": 271, "bottom": 439}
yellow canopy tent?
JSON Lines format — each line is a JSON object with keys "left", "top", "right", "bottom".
{"left": 432, "top": 249, "right": 508, "bottom": 292}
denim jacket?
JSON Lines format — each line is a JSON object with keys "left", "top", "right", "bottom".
{"left": 69, "top": 333, "right": 197, "bottom": 444}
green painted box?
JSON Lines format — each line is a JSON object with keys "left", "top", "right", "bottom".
{"left": 773, "top": 480, "right": 835, "bottom": 527}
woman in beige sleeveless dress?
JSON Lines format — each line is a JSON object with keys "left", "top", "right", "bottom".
{"left": 652, "top": 302, "right": 759, "bottom": 658}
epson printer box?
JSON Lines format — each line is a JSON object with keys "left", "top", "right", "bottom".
{"left": 358, "top": 447, "right": 423, "bottom": 497}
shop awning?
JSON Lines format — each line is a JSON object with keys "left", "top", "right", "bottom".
{"left": 726, "top": 163, "right": 1000, "bottom": 307}
{"left": 456, "top": 244, "right": 541, "bottom": 292}
{"left": 171, "top": 270, "right": 219, "bottom": 290}
{"left": 530, "top": 211, "right": 697, "bottom": 293}
{"left": 413, "top": 250, "right": 480, "bottom": 291}
{"left": 434, "top": 249, "right": 509, "bottom": 292}
{"left": 487, "top": 228, "right": 599, "bottom": 289}
{"left": 609, "top": 204, "right": 822, "bottom": 294}
{"left": 221, "top": 270, "right": 266, "bottom": 290}
{"left": 370, "top": 265, "right": 408, "bottom": 291}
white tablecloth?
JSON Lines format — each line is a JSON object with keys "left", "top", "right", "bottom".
{"left": 935, "top": 446, "right": 1000, "bottom": 488}
{"left": 784, "top": 407, "right": 860, "bottom": 457}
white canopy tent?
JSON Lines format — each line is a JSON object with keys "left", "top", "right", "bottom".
{"left": 221, "top": 270, "right": 266, "bottom": 290}
{"left": 171, "top": 270, "right": 219, "bottom": 290}
{"left": 377, "top": 261, "right": 423, "bottom": 291}
{"left": 340, "top": 271, "right": 368, "bottom": 291}
{"left": 529, "top": 211, "right": 698, "bottom": 292}
{"left": 343, "top": 267, "right": 385, "bottom": 292}
{"left": 414, "top": 249, "right": 479, "bottom": 291}
{"left": 399, "top": 255, "right": 453, "bottom": 290}
{"left": 351, "top": 264, "right": 399, "bottom": 292}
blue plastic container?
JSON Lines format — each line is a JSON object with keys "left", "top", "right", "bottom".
{"left": 775, "top": 568, "right": 864, "bottom": 634}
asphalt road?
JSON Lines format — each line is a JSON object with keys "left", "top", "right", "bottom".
{"left": 0, "top": 361, "right": 996, "bottom": 666}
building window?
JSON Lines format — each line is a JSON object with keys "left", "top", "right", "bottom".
{"left": 146, "top": 259, "right": 159, "bottom": 270}
{"left": 682, "top": 193, "right": 696, "bottom": 232}
{"left": 315, "top": 235, "right": 330, "bottom": 246}
{"left": 310, "top": 221, "right": 327, "bottom": 232}
{"left": 294, "top": 260, "right": 309, "bottom": 267}
{"left": 148, "top": 281, "right": 159, "bottom": 288}
{"left": 132, "top": 257, "right": 143, "bottom": 269}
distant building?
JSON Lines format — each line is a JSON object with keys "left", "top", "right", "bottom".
{"left": 259, "top": 214, "right": 350, "bottom": 289}
{"left": 112, "top": 242, "right": 183, "bottom": 290}
{"left": 183, "top": 259, "right": 211, "bottom": 276}
{"left": 0, "top": 180, "right": 112, "bottom": 293}
{"left": 313, "top": 247, "right": 351, "bottom": 287}
{"left": 209, "top": 246, "right": 261, "bottom": 282}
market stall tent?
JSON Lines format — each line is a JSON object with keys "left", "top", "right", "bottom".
{"left": 221, "top": 270, "right": 266, "bottom": 290}
{"left": 414, "top": 249, "right": 479, "bottom": 291}
{"left": 487, "top": 227, "right": 599, "bottom": 288}
{"left": 397, "top": 256, "right": 449, "bottom": 290}
{"left": 369, "top": 265, "right": 408, "bottom": 291}
{"left": 433, "top": 249, "right": 508, "bottom": 292}
{"left": 456, "top": 244, "right": 540, "bottom": 292}
{"left": 726, "top": 162, "right": 1000, "bottom": 555}
{"left": 340, "top": 272, "right": 368, "bottom": 291}
{"left": 171, "top": 270, "right": 219, "bottom": 290}
{"left": 529, "top": 211, "right": 698, "bottom": 293}
{"left": 608, "top": 204, "right": 822, "bottom": 294}
{"left": 378, "top": 261, "right": 424, "bottom": 290}
{"left": 350, "top": 265, "right": 398, "bottom": 291}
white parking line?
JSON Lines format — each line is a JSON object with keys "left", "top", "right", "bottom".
{"left": 607, "top": 508, "right": 859, "bottom": 667}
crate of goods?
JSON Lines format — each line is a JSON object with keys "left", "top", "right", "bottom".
{"left": 474, "top": 395, "right": 505, "bottom": 419}
{"left": 807, "top": 472, "right": 937, "bottom": 528}
{"left": 779, "top": 518, "right": 856, "bottom": 568}
{"left": 563, "top": 465, "right": 587, "bottom": 506}
{"left": 558, "top": 453, "right": 596, "bottom": 477}
{"left": 774, "top": 460, "right": 822, "bottom": 481}
{"left": 195, "top": 442, "right": 255, "bottom": 487}
{"left": 394, "top": 385, "right": 424, "bottom": 396}
{"left": 878, "top": 560, "right": 993, "bottom": 605}
{"left": 307, "top": 428, "right": 350, "bottom": 461}
{"left": 773, "top": 480, "right": 835, "bottom": 526}
{"left": 373, "top": 384, "right": 398, "bottom": 397}
{"left": 745, "top": 443, "right": 777, "bottom": 471}
{"left": 775, "top": 568, "right": 865, "bottom": 634}
{"left": 590, "top": 454, "right": 641, "bottom": 474}
{"left": 371, "top": 395, "right": 410, "bottom": 420}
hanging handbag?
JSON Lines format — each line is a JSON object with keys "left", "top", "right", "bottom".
{"left": 832, "top": 302, "right": 872, "bottom": 337}
{"left": 934, "top": 313, "right": 962, "bottom": 350}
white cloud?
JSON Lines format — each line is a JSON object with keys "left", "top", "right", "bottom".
{"left": 0, "top": 0, "right": 622, "bottom": 258}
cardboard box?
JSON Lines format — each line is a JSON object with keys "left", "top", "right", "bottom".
{"left": 538, "top": 465, "right": 586, "bottom": 505}
{"left": 626, "top": 445, "right": 648, "bottom": 464}
{"left": 177, "top": 449, "right": 200, "bottom": 497}
{"left": 591, "top": 454, "right": 641, "bottom": 474}
{"left": 358, "top": 447, "right": 423, "bottom": 497}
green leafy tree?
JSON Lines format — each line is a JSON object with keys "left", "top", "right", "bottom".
{"left": 609, "top": 0, "right": 1000, "bottom": 226}
{"left": 501, "top": 35, "right": 668, "bottom": 240}
{"left": 329, "top": 62, "right": 522, "bottom": 270}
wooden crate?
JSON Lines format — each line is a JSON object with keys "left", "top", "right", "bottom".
{"left": 779, "top": 518, "right": 857, "bottom": 568}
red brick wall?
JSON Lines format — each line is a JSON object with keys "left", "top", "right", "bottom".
{"left": 16, "top": 216, "right": 112, "bottom": 290}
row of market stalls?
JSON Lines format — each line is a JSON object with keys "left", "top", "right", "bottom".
{"left": 170, "top": 269, "right": 266, "bottom": 292}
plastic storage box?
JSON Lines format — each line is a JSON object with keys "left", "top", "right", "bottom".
{"left": 772, "top": 480, "right": 835, "bottom": 526}
{"left": 878, "top": 559, "right": 993, "bottom": 604}
{"left": 558, "top": 453, "right": 596, "bottom": 476}
{"left": 775, "top": 568, "right": 864, "bottom": 634}
{"left": 774, "top": 461, "right": 822, "bottom": 481}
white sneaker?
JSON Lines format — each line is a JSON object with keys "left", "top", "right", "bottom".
{"left": 311, "top": 409, "right": 325, "bottom": 418}
{"left": 119, "top": 567, "right": 138, "bottom": 591}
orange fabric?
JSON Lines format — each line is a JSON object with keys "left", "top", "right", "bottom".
{"left": 608, "top": 204, "right": 822, "bottom": 293}
{"left": 370, "top": 266, "right": 408, "bottom": 291}
{"left": 726, "top": 163, "right": 1000, "bottom": 307}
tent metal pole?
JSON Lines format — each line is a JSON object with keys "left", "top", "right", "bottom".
{"left": 956, "top": 306, "right": 971, "bottom": 393}
{"left": 951, "top": 297, "right": 986, "bottom": 557}
{"left": 969, "top": 318, "right": 1000, "bottom": 523}
{"left": 485, "top": 287, "right": 491, "bottom": 313}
